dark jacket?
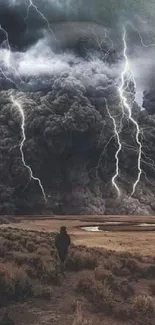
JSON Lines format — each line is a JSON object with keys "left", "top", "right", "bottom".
{"left": 55, "top": 231, "right": 71, "bottom": 253}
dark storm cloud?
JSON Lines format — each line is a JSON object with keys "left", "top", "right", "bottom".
{"left": 0, "top": 0, "right": 155, "bottom": 215}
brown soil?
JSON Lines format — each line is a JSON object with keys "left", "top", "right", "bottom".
{"left": 3, "top": 271, "right": 130, "bottom": 325}
{"left": 2, "top": 215, "right": 155, "bottom": 255}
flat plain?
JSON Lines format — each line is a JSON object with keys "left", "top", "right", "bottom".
{"left": 1, "top": 215, "right": 155, "bottom": 325}
{"left": 3, "top": 214, "right": 155, "bottom": 255}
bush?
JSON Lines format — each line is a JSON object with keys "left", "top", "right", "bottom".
{"left": 67, "top": 249, "right": 98, "bottom": 271}
{"left": 94, "top": 267, "right": 114, "bottom": 283}
{"left": 132, "top": 295, "right": 155, "bottom": 325}
{"left": 32, "top": 284, "right": 53, "bottom": 299}
{"left": 26, "top": 241, "right": 36, "bottom": 253}
{"left": 0, "top": 313, "right": 15, "bottom": 325}
{"left": 76, "top": 273, "right": 114, "bottom": 314}
{"left": 0, "top": 263, "right": 32, "bottom": 304}
{"left": 72, "top": 303, "right": 92, "bottom": 325}
{"left": 113, "top": 303, "right": 132, "bottom": 321}
{"left": 149, "top": 281, "right": 155, "bottom": 296}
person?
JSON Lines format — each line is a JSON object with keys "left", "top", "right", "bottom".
{"left": 55, "top": 226, "right": 71, "bottom": 274}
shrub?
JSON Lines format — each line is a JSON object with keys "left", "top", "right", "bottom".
{"left": 149, "top": 281, "right": 155, "bottom": 296}
{"left": 67, "top": 249, "right": 98, "bottom": 271}
{"left": 132, "top": 295, "right": 155, "bottom": 325}
{"left": 72, "top": 303, "right": 92, "bottom": 325}
{"left": 108, "top": 278, "right": 135, "bottom": 300}
{"left": 32, "top": 284, "right": 53, "bottom": 299}
{"left": 0, "top": 263, "right": 32, "bottom": 304}
{"left": 76, "top": 273, "right": 114, "bottom": 314}
{"left": 145, "top": 265, "right": 155, "bottom": 279}
{"left": 37, "top": 247, "right": 51, "bottom": 256}
{"left": 0, "top": 313, "right": 15, "bottom": 325}
{"left": 26, "top": 241, "right": 36, "bottom": 253}
{"left": 94, "top": 267, "right": 114, "bottom": 283}
{"left": 113, "top": 303, "right": 132, "bottom": 321}
{"left": 38, "top": 258, "right": 60, "bottom": 285}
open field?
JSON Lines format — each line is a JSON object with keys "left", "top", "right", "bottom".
{"left": 2, "top": 215, "right": 155, "bottom": 256}
{"left": 1, "top": 225, "right": 155, "bottom": 325}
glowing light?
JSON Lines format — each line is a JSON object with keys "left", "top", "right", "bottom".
{"left": 0, "top": 22, "right": 47, "bottom": 202}
{"left": 25, "top": 0, "right": 58, "bottom": 42}
{"left": 104, "top": 98, "right": 121, "bottom": 197}
{"left": 130, "top": 24, "right": 155, "bottom": 48}
{"left": 0, "top": 25, "right": 23, "bottom": 83}
{"left": 118, "top": 28, "right": 142, "bottom": 196}
{"left": 10, "top": 94, "right": 47, "bottom": 202}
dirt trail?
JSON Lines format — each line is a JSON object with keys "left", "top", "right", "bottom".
{"left": 6, "top": 271, "right": 129, "bottom": 325}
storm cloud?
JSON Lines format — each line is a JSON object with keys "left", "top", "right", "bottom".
{"left": 0, "top": 0, "right": 155, "bottom": 215}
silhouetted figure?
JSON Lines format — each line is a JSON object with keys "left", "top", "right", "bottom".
{"left": 55, "top": 226, "right": 71, "bottom": 274}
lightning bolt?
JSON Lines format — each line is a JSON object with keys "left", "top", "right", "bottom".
{"left": 10, "top": 94, "right": 47, "bottom": 202}
{"left": 0, "top": 21, "right": 47, "bottom": 202}
{"left": 25, "top": 0, "right": 58, "bottom": 43}
{"left": 129, "top": 24, "right": 155, "bottom": 48}
{"left": 104, "top": 98, "right": 121, "bottom": 197}
{"left": 0, "top": 25, "right": 23, "bottom": 84}
{"left": 117, "top": 27, "right": 142, "bottom": 196}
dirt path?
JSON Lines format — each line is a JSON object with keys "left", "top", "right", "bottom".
{"left": 6, "top": 271, "right": 130, "bottom": 325}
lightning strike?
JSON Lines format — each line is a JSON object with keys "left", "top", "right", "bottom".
{"left": 0, "top": 25, "right": 23, "bottom": 84}
{"left": 0, "top": 22, "right": 47, "bottom": 202}
{"left": 10, "top": 94, "right": 47, "bottom": 202}
{"left": 25, "top": 0, "right": 58, "bottom": 42}
{"left": 118, "top": 28, "right": 142, "bottom": 196}
{"left": 104, "top": 98, "right": 121, "bottom": 197}
{"left": 129, "top": 24, "right": 155, "bottom": 48}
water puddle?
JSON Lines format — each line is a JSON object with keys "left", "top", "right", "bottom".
{"left": 81, "top": 222, "right": 155, "bottom": 232}
{"left": 103, "top": 222, "right": 123, "bottom": 225}
{"left": 81, "top": 226, "right": 101, "bottom": 232}
{"left": 138, "top": 223, "right": 155, "bottom": 227}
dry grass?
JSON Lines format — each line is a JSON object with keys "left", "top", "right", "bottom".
{"left": 1, "top": 225, "right": 155, "bottom": 324}
{"left": 0, "top": 228, "right": 60, "bottom": 305}
{"left": 3, "top": 215, "right": 155, "bottom": 255}
{"left": 72, "top": 303, "right": 92, "bottom": 325}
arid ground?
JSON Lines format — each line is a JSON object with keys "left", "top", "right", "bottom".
{"left": 1, "top": 215, "right": 155, "bottom": 325}
{"left": 3, "top": 215, "right": 155, "bottom": 255}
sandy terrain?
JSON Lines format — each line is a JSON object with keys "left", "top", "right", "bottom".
{"left": 2, "top": 215, "right": 155, "bottom": 255}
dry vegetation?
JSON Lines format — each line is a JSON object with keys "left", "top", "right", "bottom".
{"left": 0, "top": 227, "right": 155, "bottom": 324}
{"left": 8, "top": 215, "right": 155, "bottom": 255}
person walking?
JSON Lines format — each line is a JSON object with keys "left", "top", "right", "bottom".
{"left": 55, "top": 226, "right": 71, "bottom": 274}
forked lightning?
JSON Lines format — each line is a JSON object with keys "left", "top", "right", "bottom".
{"left": 105, "top": 98, "right": 121, "bottom": 197}
{"left": 10, "top": 94, "right": 47, "bottom": 202}
{"left": 118, "top": 28, "right": 142, "bottom": 196}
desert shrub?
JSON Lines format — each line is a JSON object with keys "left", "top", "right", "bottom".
{"left": 0, "top": 313, "right": 15, "bottom": 325}
{"left": 0, "top": 243, "right": 8, "bottom": 258}
{"left": 0, "top": 263, "right": 32, "bottom": 304}
{"left": 67, "top": 249, "right": 98, "bottom": 271}
{"left": 94, "top": 267, "right": 114, "bottom": 283}
{"left": 132, "top": 295, "right": 155, "bottom": 325}
{"left": 72, "top": 303, "right": 92, "bottom": 325}
{"left": 36, "top": 258, "right": 60, "bottom": 285}
{"left": 26, "top": 241, "right": 36, "bottom": 253}
{"left": 12, "top": 252, "right": 37, "bottom": 266}
{"left": 104, "top": 257, "right": 129, "bottom": 276}
{"left": 149, "top": 281, "right": 155, "bottom": 296}
{"left": 76, "top": 272, "right": 95, "bottom": 294}
{"left": 113, "top": 303, "right": 132, "bottom": 321}
{"left": 95, "top": 267, "right": 134, "bottom": 300}
{"left": 117, "top": 279, "right": 134, "bottom": 300}
{"left": 76, "top": 273, "right": 114, "bottom": 314}
{"left": 32, "top": 284, "right": 53, "bottom": 299}
{"left": 37, "top": 246, "right": 51, "bottom": 256}
{"left": 104, "top": 256, "right": 146, "bottom": 279}
{"left": 145, "top": 265, "right": 155, "bottom": 279}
